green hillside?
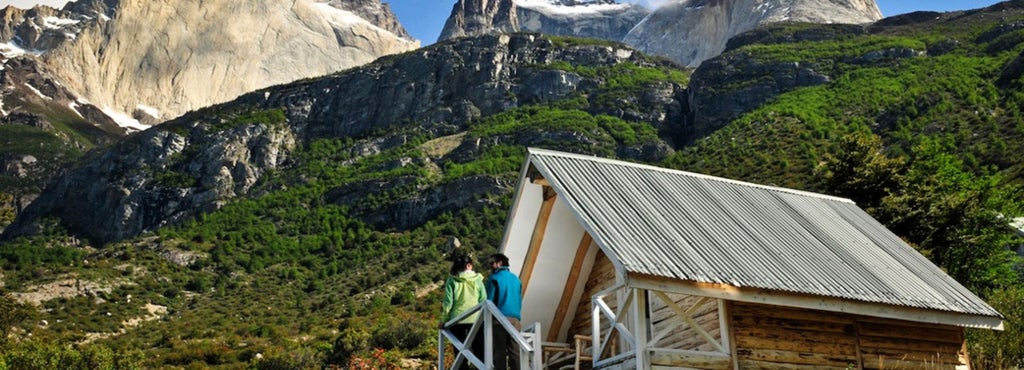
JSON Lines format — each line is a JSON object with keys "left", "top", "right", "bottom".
{"left": 2, "top": 3, "right": 1024, "bottom": 369}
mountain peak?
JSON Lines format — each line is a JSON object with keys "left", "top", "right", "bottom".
{"left": 1, "top": 0, "right": 419, "bottom": 127}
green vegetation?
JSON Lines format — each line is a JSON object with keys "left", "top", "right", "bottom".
{"left": 210, "top": 108, "right": 287, "bottom": 132}
{"left": 0, "top": 48, "right": 683, "bottom": 367}
{"left": 3, "top": 15, "right": 1024, "bottom": 369}
{"left": 664, "top": 9, "right": 1024, "bottom": 368}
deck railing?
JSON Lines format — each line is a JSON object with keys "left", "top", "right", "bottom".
{"left": 439, "top": 301, "right": 544, "bottom": 370}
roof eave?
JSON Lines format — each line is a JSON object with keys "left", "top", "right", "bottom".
{"left": 627, "top": 273, "right": 1005, "bottom": 331}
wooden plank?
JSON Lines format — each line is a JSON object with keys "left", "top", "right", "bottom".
{"left": 738, "top": 359, "right": 851, "bottom": 370}
{"left": 732, "top": 302, "right": 856, "bottom": 326}
{"left": 725, "top": 301, "right": 739, "bottom": 370}
{"left": 735, "top": 336, "right": 855, "bottom": 356}
{"left": 649, "top": 349, "right": 732, "bottom": 369}
{"left": 732, "top": 314, "right": 855, "bottom": 334}
{"left": 520, "top": 186, "right": 556, "bottom": 297}
{"left": 856, "top": 315, "right": 967, "bottom": 330}
{"left": 858, "top": 336, "right": 964, "bottom": 354}
{"left": 859, "top": 347, "right": 961, "bottom": 363}
{"left": 651, "top": 295, "right": 717, "bottom": 323}
{"left": 652, "top": 314, "right": 722, "bottom": 349}
{"left": 732, "top": 326, "right": 858, "bottom": 346}
{"left": 862, "top": 357, "right": 959, "bottom": 370}
{"left": 548, "top": 233, "right": 592, "bottom": 342}
{"left": 737, "top": 348, "right": 858, "bottom": 367}
{"left": 857, "top": 322, "right": 963, "bottom": 344}
{"left": 569, "top": 250, "right": 614, "bottom": 338}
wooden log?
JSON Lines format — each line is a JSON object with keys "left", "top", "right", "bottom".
{"left": 649, "top": 349, "right": 732, "bottom": 369}
{"left": 735, "top": 335, "right": 855, "bottom": 356}
{"left": 738, "top": 359, "right": 851, "bottom": 370}
{"left": 862, "top": 356, "right": 960, "bottom": 370}
{"left": 732, "top": 302, "right": 855, "bottom": 325}
{"left": 857, "top": 322, "right": 963, "bottom": 344}
{"left": 859, "top": 347, "right": 961, "bottom": 363}
{"left": 858, "top": 336, "right": 963, "bottom": 354}
{"left": 737, "top": 348, "right": 858, "bottom": 367}
{"left": 733, "top": 325, "right": 858, "bottom": 346}
{"left": 732, "top": 314, "right": 855, "bottom": 334}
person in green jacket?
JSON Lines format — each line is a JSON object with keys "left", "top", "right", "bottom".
{"left": 441, "top": 254, "right": 486, "bottom": 369}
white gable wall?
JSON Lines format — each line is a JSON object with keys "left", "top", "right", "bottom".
{"left": 518, "top": 194, "right": 586, "bottom": 339}
{"left": 501, "top": 182, "right": 542, "bottom": 275}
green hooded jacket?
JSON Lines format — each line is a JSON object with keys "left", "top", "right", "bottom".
{"left": 442, "top": 270, "right": 486, "bottom": 324}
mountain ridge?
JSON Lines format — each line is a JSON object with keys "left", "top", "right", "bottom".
{"left": 439, "top": 0, "right": 882, "bottom": 66}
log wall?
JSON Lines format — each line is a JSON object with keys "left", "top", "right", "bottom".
{"left": 569, "top": 249, "right": 617, "bottom": 339}
{"left": 731, "top": 301, "right": 968, "bottom": 370}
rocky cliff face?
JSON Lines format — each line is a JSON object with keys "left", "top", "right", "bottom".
{"left": 0, "top": 0, "right": 418, "bottom": 231}
{"left": 624, "top": 0, "right": 882, "bottom": 67}
{"left": 439, "top": 0, "right": 519, "bottom": 41}
{"left": 1, "top": 0, "right": 418, "bottom": 126}
{"left": 440, "top": 0, "right": 881, "bottom": 67}
{"left": 515, "top": 0, "right": 649, "bottom": 41}
{"left": 40, "top": 0, "right": 418, "bottom": 124}
{"left": 439, "top": 0, "right": 647, "bottom": 43}
{"left": 3, "top": 34, "right": 687, "bottom": 244}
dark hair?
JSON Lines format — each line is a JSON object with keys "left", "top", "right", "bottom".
{"left": 450, "top": 254, "right": 473, "bottom": 275}
{"left": 490, "top": 253, "right": 510, "bottom": 267}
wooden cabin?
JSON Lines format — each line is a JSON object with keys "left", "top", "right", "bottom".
{"left": 498, "top": 148, "right": 1003, "bottom": 370}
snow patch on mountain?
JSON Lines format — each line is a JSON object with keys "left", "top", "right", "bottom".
{"left": 518, "top": 0, "right": 634, "bottom": 15}
{"left": 101, "top": 106, "right": 149, "bottom": 132}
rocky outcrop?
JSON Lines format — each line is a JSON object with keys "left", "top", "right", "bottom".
{"left": 516, "top": 0, "right": 649, "bottom": 41}
{"left": 3, "top": 34, "right": 688, "bottom": 244}
{"left": 3, "top": 111, "right": 297, "bottom": 243}
{"left": 244, "top": 34, "right": 686, "bottom": 139}
{"left": 439, "top": 0, "right": 519, "bottom": 41}
{"left": 624, "top": 0, "right": 883, "bottom": 67}
{"left": 439, "top": 0, "right": 648, "bottom": 43}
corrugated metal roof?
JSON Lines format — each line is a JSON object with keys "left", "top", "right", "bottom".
{"left": 527, "top": 148, "right": 1001, "bottom": 318}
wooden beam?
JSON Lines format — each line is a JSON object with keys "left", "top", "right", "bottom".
{"left": 548, "top": 233, "right": 592, "bottom": 342}
{"left": 520, "top": 186, "right": 557, "bottom": 296}
{"left": 649, "top": 349, "right": 731, "bottom": 369}
{"left": 627, "top": 273, "right": 1005, "bottom": 330}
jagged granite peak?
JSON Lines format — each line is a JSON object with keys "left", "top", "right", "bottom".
{"left": 439, "top": 0, "right": 519, "bottom": 41}
{"left": 0, "top": 4, "right": 86, "bottom": 53}
{"left": 2, "top": 34, "right": 686, "bottom": 244}
{"left": 323, "top": 0, "right": 411, "bottom": 39}
{"left": 440, "top": 0, "right": 648, "bottom": 42}
{"left": 516, "top": 0, "right": 650, "bottom": 41}
{"left": 624, "top": 0, "right": 883, "bottom": 67}
{"left": 0, "top": 0, "right": 418, "bottom": 127}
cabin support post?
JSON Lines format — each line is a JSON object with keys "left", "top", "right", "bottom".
{"left": 634, "top": 288, "right": 650, "bottom": 369}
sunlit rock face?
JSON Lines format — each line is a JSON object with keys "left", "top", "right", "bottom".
{"left": 624, "top": 0, "right": 882, "bottom": 67}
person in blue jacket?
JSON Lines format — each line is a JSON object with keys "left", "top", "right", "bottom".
{"left": 486, "top": 253, "right": 522, "bottom": 370}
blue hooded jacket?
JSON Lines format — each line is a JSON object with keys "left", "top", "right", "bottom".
{"left": 486, "top": 266, "right": 522, "bottom": 320}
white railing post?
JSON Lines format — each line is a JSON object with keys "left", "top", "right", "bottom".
{"left": 438, "top": 331, "right": 447, "bottom": 370}
{"left": 442, "top": 301, "right": 550, "bottom": 370}
{"left": 592, "top": 294, "right": 601, "bottom": 366}
{"left": 484, "top": 307, "right": 493, "bottom": 370}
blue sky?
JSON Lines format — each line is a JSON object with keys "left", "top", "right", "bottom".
{"left": 5, "top": 0, "right": 1006, "bottom": 46}
{"left": 384, "top": 0, "right": 1004, "bottom": 45}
